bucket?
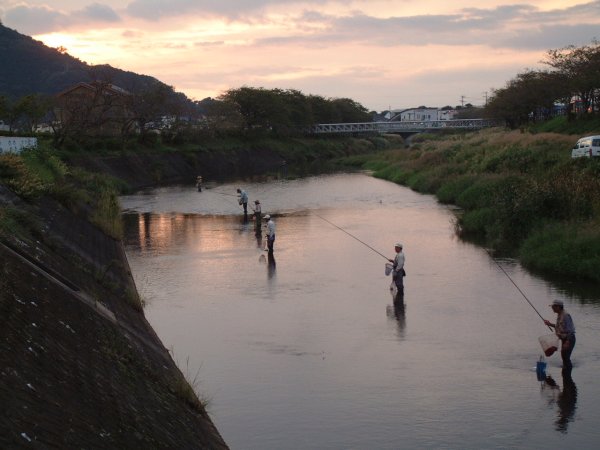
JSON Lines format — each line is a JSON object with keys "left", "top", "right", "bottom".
{"left": 538, "top": 333, "right": 560, "bottom": 357}
{"left": 385, "top": 263, "right": 393, "bottom": 276}
{"left": 536, "top": 354, "right": 547, "bottom": 380}
{"left": 536, "top": 360, "right": 547, "bottom": 372}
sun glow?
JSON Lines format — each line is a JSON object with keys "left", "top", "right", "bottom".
{"left": 33, "top": 32, "right": 76, "bottom": 52}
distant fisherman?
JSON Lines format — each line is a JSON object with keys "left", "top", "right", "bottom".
{"left": 196, "top": 175, "right": 203, "bottom": 192}
{"left": 254, "top": 200, "right": 262, "bottom": 234}
{"left": 264, "top": 214, "right": 275, "bottom": 255}
{"left": 544, "top": 300, "right": 576, "bottom": 375}
{"left": 388, "top": 243, "right": 405, "bottom": 302}
{"left": 237, "top": 188, "right": 248, "bottom": 220}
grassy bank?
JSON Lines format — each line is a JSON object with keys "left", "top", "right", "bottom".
{"left": 0, "top": 146, "right": 126, "bottom": 240}
{"left": 347, "top": 128, "right": 600, "bottom": 283}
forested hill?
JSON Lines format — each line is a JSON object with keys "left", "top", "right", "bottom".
{"left": 0, "top": 23, "right": 172, "bottom": 99}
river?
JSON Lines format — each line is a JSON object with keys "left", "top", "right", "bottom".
{"left": 121, "top": 173, "right": 600, "bottom": 449}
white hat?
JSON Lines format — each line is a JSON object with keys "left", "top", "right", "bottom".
{"left": 264, "top": 214, "right": 270, "bottom": 220}
{"left": 551, "top": 299, "right": 564, "bottom": 307}
{"left": 395, "top": 242, "right": 403, "bottom": 248}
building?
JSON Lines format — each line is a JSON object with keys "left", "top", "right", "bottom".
{"left": 55, "top": 82, "right": 133, "bottom": 137}
{"left": 387, "top": 107, "right": 457, "bottom": 122}
{"left": 0, "top": 136, "right": 38, "bottom": 154}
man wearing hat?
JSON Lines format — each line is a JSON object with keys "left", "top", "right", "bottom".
{"left": 388, "top": 243, "right": 405, "bottom": 302}
{"left": 264, "top": 214, "right": 275, "bottom": 255}
{"left": 544, "top": 300, "right": 576, "bottom": 374}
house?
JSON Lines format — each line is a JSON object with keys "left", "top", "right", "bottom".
{"left": 55, "top": 82, "right": 133, "bottom": 137}
{"left": 438, "top": 109, "right": 458, "bottom": 120}
{"left": 390, "top": 107, "right": 440, "bottom": 122}
{"left": 383, "top": 107, "right": 460, "bottom": 122}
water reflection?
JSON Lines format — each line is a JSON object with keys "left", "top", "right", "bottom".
{"left": 386, "top": 300, "right": 406, "bottom": 338}
{"left": 267, "top": 254, "right": 276, "bottom": 279}
{"left": 258, "top": 253, "right": 276, "bottom": 279}
{"left": 121, "top": 175, "right": 599, "bottom": 449}
{"left": 542, "top": 374, "right": 578, "bottom": 433}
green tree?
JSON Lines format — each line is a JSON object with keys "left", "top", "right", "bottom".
{"left": 13, "top": 94, "right": 53, "bottom": 132}
{"left": 330, "top": 98, "right": 371, "bottom": 123}
{"left": 486, "top": 70, "right": 570, "bottom": 128}
{"left": 544, "top": 41, "right": 600, "bottom": 116}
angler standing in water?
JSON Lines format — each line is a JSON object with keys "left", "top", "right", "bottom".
{"left": 195, "top": 175, "right": 203, "bottom": 192}
{"left": 264, "top": 214, "right": 275, "bottom": 255}
{"left": 237, "top": 188, "right": 248, "bottom": 221}
{"left": 388, "top": 243, "right": 405, "bottom": 302}
{"left": 544, "top": 300, "right": 576, "bottom": 374}
{"left": 253, "top": 200, "right": 262, "bottom": 235}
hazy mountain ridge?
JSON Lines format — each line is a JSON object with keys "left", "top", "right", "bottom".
{"left": 0, "top": 23, "right": 176, "bottom": 99}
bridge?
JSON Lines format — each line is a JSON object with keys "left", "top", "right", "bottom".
{"left": 308, "top": 119, "right": 500, "bottom": 135}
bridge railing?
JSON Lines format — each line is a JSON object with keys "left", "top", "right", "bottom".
{"left": 308, "top": 119, "right": 500, "bottom": 134}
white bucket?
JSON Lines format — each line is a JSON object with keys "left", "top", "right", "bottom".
{"left": 538, "top": 333, "right": 560, "bottom": 357}
{"left": 385, "top": 263, "right": 393, "bottom": 276}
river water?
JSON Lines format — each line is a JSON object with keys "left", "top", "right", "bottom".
{"left": 121, "top": 173, "right": 600, "bottom": 449}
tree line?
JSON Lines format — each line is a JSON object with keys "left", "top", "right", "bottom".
{"left": 0, "top": 83, "right": 372, "bottom": 147}
{"left": 485, "top": 40, "right": 600, "bottom": 128}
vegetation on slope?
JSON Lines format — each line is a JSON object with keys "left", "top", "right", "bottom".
{"left": 348, "top": 128, "right": 600, "bottom": 282}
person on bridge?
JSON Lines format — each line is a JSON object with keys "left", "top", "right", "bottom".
{"left": 544, "top": 300, "right": 576, "bottom": 375}
{"left": 388, "top": 243, "right": 405, "bottom": 303}
{"left": 237, "top": 188, "right": 248, "bottom": 220}
{"left": 264, "top": 214, "right": 275, "bottom": 256}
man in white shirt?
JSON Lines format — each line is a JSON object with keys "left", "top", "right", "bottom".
{"left": 388, "top": 243, "right": 405, "bottom": 302}
{"left": 264, "top": 214, "right": 275, "bottom": 255}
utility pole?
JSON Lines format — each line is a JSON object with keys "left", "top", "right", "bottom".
{"left": 483, "top": 91, "right": 488, "bottom": 106}
{"left": 460, "top": 95, "right": 465, "bottom": 107}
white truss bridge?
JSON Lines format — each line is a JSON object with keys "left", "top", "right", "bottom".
{"left": 308, "top": 119, "right": 500, "bottom": 134}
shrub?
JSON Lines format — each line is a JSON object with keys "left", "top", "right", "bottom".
{"left": 520, "top": 221, "right": 600, "bottom": 281}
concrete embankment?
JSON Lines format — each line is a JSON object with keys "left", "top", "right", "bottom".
{"left": 0, "top": 184, "right": 228, "bottom": 448}
{"left": 69, "top": 146, "right": 287, "bottom": 190}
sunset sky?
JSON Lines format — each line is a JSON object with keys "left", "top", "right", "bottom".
{"left": 2, "top": 1, "right": 599, "bottom": 111}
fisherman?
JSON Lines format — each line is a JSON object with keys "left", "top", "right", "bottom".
{"left": 237, "top": 188, "right": 248, "bottom": 219}
{"left": 264, "top": 214, "right": 275, "bottom": 255}
{"left": 253, "top": 200, "right": 262, "bottom": 234}
{"left": 388, "top": 243, "right": 405, "bottom": 302}
{"left": 196, "top": 175, "right": 203, "bottom": 192}
{"left": 544, "top": 300, "right": 576, "bottom": 374}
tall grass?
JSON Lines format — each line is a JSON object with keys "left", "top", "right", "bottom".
{"left": 364, "top": 128, "right": 600, "bottom": 281}
{"left": 1, "top": 148, "right": 126, "bottom": 239}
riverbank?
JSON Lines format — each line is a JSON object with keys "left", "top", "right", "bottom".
{"left": 60, "top": 134, "right": 401, "bottom": 191}
{"left": 0, "top": 134, "right": 396, "bottom": 447}
{"left": 343, "top": 128, "right": 600, "bottom": 283}
{"left": 0, "top": 155, "right": 228, "bottom": 447}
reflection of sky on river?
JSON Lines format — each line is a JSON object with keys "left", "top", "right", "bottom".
{"left": 122, "top": 173, "right": 600, "bottom": 450}
{"left": 120, "top": 173, "right": 434, "bottom": 216}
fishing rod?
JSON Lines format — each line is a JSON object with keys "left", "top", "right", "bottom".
{"left": 314, "top": 213, "right": 390, "bottom": 262}
{"left": 485, "top": 248, "right": 552, "bottom": 330}
{"left": 210, "top": 189, "right": 238, "bottom": 197}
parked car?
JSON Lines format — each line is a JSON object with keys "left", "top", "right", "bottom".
{"left": 571, "top": 135, "right": 600, "bottom": 158}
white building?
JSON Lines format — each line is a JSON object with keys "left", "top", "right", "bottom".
{"left": 387, "top": 107, "right": 458, "bottom": 122}
{"left": 0, "top": 137, "right": 38, "bottom": 154}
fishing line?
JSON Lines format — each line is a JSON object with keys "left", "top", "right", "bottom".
{"left": 485, "top": 248, "right": 552, "bottom": 330}
{"left": 314, "top": 213, "right": 389, "bottom": 261}
{"left": 206, "top": 188, "right": 247, "bottom": 213}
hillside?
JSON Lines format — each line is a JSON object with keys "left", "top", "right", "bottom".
{"left": 0, "top": 23, "right": 181, "bottom": 100}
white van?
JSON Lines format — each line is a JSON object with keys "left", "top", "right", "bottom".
{"left": 571, "top": 135, "right": 600, "bottom": 158}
